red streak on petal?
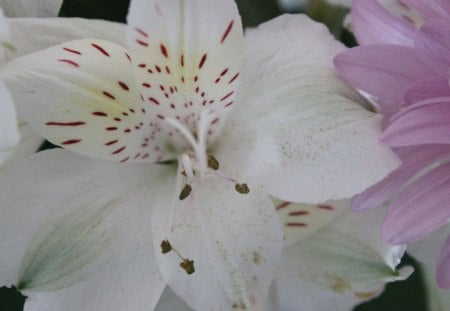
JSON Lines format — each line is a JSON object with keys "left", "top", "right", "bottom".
{"left": 148, "top": 97, "right": 160, "bottom": 105}
{"left": 103, "top": 91, "right": 116, "bottom": 100}
{"left": 224, "top": 101, "right": 234, "bottom": 108}
{"left": 58, "top": 59, "right": 79, "bottom": 67}
{"left": 199, "top": 54, "right": 207, "bottom": 69}
{"left": 221, "top": 20, "right": 234, "bottom": 44}
{"left": 288, "top": 211, "right": 309, "bottom": 216}
{"left": 286, "top": 222, "right": 307, "bottom": 227}
{"left": 135, "top": 27, "right": 149, "bottom": 37}
{"left": 220, "top": 91, "right": 234, "bottom": 102}
{"left": 46, "top": 121, "right": 85, "bottom": 126}
{"left": 118, "top": 81, "right": 130, "bottom": 91}
{"left": 92, "top": 112, "right": 108, "bottom": 117}
{"left": 229, "top": 73, "right": 240, "bottom": 84}
{"left": 63, "top": 47, "right": 81, "bottom": 55}
{"left": 105, "top": 140, "right": 118, "bottom": 146}
{"left": 112, "top": 146, "right": 126, "bottom": 155}
{"left": 142, "top": 83, "right": 151, "bottom": 88}
{"left": 276, "top": 201, "right": 292, "bottom": 210}
{"left": 180, "top": 54, "right": 185, "bottom": 67}
{"left": 91, "top": 43, "right": 110, "bottom": 57}
{"left": 160, "top": 44, "right": 169, "bottom": 58}
{"left": 136, "top": 39, "right": 148, "bottom": 47}
{"left": 120, "top": 156, "right": 130, "bottom": 163}
{"left": 61, "top": 139, "right": 82, "bottom": 145}
{"left": 106, "top": 127, "right": 118, "bottom": 131}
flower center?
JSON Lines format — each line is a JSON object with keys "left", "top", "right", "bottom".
{"left": 165, "top": 110, "right": 213, "bottom": 178}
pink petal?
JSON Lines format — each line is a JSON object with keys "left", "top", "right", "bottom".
{"left": 403, "top": 75, "right": 450, "bottom": 107}
{"left": 437, "top": 234, "right": 450, "bottom": 288}
{"left": 334, "top": 45, "right": 434, "bottom": 114}
{"left": 382, "top": 102, "right": 450, "bottom": 146}
{"left": 401, "top": 0, "right": 450, "bottom": 19}
{"left": 383, "top": 161, "right": 450, "bottom": 244}
{"left": 352, "top": 145, "right": 450, "bottom": 211}
{"left": 352, "top": 0, "right": 415, "bottom": 46}
{"left": 415, "top": 18, "right": 450, "bottom": 75}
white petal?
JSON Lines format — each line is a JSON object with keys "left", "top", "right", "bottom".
{"left": 215, "top": 15, "right": 400, "bottom": 203}
{"left": 274, "top": 198, "right": 348, "bottom": 245}
{"left": 0, "top": 0, "right": 62, "bottom": 17}
{"left": 408, "top": 225, "right": 450, "bottom": 311}
{"left": 5, "top": 18, "right": 126, "bottom": 62}
{"left": 2, "top": 39, "right": 180, "bottom": 163}
{"left": 153, "top": 176, "right": 283, "bottom": 310}
{"left": 274, "top": 207, "right": 413, "bottom": 311}
{"left": 10, "top": 121, "right": 43, "bottom": 160}
{"left": 0, "top": 80, "right": 19, "bottom": 166}
{"left": 0, "top": 149, "right": 166, "bottom": 292}
{"left": 127, "top": 0, "right": 244, "bottom": 142}
{"left": 23, "top": 191, "right": 165, "bottom": 311}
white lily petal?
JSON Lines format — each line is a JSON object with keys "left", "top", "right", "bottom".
{"left": 23, "top": 190, "right": 165, "bottom": 311}
{"left": 2, "top": 39, "right": 180, "bottom": 163}
{"left": 153, "top": 177, "right": 283, "bottom": 310}
{"left": 274, "top": 198, "right": 348, "bottom": 245}
{"left": 0, "top": 149, "right": 166, "bottom": 293}
{"left": 215, "top": 15, "right": 400, "bottom": 203}
{"left": 127, "top": 0, "right": 243, "bottom": 143}
{"left": 5, "top": 18, "right": 126, "bottom": 62}
{"left": 408, "top": 225, "right": 450, "bottom": 311}
{"left": 7, "top": 121, "right": 43, "bottom": 162}
{"left": 0, "top": 80, "right": 19, "bottom": 166}
{"left": 274, "top": 207, "right": 413, "bottom": 311}
{"left": 0, "top": 0, "right": 62, "bottom": 17}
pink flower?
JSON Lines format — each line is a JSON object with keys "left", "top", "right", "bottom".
{"left": 334, "top": 0, "right": 450, "bottom": 289}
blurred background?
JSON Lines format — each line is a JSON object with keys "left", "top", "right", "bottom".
{"left": 0, "top": 0, "right": 428, "bottom": 310}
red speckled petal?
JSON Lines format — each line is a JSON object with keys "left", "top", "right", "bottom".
{"left": 3, "top": 39, "right": 174, "bottom": 163}
{"left": 127, "top": 0, "right": 243, "bottom": 144}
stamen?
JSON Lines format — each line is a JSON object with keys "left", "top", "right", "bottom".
{"left": 161, "top": 240, "right": 173, "bottom": 254}
{"left": 196, "top": 110, "right": 213, "bottom": 174}
{"left": 207, "top": 154, "right": 220, "bottom": 170}
{"left": 179, "top": 184, "right": 193, "bottom": 200}
{"left": 181, "top": 154, "right": 195, "bottom": 179}
{"left": 235, "top": 183, "right": 250, "bottom": 194}
{"left": 180, "top": 259, "right": 195, "bottom": 275}
{"left": 165, "top": 118, "right": 198, "bottom": 153}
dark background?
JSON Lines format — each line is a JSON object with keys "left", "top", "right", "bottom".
{"left": 0, "top": 0, "right": 428, "bottom": 310}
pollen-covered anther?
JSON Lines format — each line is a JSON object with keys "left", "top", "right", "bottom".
{"left": 179, "top": 184, "right": 193, "bottom": 200}
{"left": 235, "top": 183, "right": 250, "bottom": 194}
{"left": 207, "top": 154, "right": 219, "bottom": 170}
{"left": 160, "top": 240, "right": 172, "bottom": 254}
{"left": 180, "top": 259, "right": 195, "bottom": 275}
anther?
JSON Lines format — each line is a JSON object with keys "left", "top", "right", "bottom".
{"left": 235, "top": 183, "right": 250, "bottom": 194}
{"left": 180, "top": 259, "right": 195, "bottom": 275}
{"left": 160, "top": 240, "right": 172, "bottom": 254}
{"left": 179, "top": 184, "right": 192, "bottom": 200}
{"left": 207, "top": 154, "right": 219, "bottom": 170}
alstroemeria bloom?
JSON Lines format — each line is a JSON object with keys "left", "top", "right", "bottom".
{"left": 1, "top": 0, "right": 400, "bottom": 309}
{"left": 335, "top": 0, "right": 450, "bottom": 288}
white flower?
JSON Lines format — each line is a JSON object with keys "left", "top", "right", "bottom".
{"left": 0, "top": 0, "right": 400, "bottom": 310}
